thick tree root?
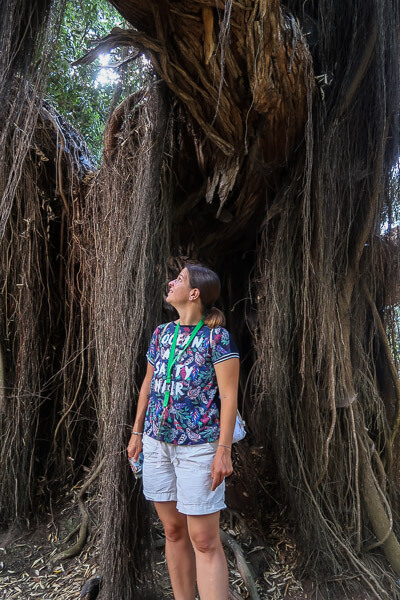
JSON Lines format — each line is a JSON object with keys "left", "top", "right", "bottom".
{"left": 62, "top": 523, "right": 80, "bottom": 544}
{"left": 360, "top": 446, "right": 400, "bottom": 575}
{"left": 220, "top": 529, "right": 261, "bottom": 600}
{"left": 51, "top": 458, "right": 105, "bottom": 563}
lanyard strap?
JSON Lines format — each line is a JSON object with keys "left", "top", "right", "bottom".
{"left": 163, "top": 318, "right": 204, "bottom": 408}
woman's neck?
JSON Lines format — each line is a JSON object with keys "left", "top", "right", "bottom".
{"left": 176, "top": 304, "right": 203, "bottom": 326}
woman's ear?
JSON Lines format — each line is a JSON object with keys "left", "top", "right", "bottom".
{"left": 189, "top": 288, "right": 200, "bottom": 301}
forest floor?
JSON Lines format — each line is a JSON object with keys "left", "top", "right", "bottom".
{"left": 0, "top": 494, "right": 379, "bottom": 600}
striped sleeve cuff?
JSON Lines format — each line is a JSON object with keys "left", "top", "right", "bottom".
{"left": 213, "top": 352, "right": 240, "bottom": 365}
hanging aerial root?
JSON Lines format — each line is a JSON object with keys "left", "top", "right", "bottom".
{"left": 202, "top": 7, "right": 215, "bottom": 64}
{"left": 314, "top": 342, "right": 337, "bottom": 488}
{"left": 362, "top": 281, "right": 400, "bottom": 447}
{"left": 40, "top": 105, "right": 69, "bottom": 216}
{"left": 89, "top": 82, "right": 171, "bottom": 599}
{"left": 103, "top": 88, "right": 147, "bottom": 156}
{"left": 338, "top": 19, "right": 378, "bottom": 116}
{"left": 289, "top": 422, "right": 391, "bottom": 598}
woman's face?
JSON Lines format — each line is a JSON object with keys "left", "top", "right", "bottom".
{"left": 166, "top": 268, "right": 195, "bottom": 306}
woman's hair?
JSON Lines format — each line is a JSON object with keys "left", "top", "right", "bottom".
{"left": 185, "top": 263, "right": 226, "bottom": 328}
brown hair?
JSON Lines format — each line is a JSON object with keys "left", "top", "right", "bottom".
{"left": 185, "top": 263, "right": 225, "bottom": 328}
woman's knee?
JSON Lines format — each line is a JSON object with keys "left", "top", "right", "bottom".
{"left": 187, "top": 512, "right": 221, "bottom": 554}
{"left": 164, "top": 520, "right": 189, "bottom": 543}
{"left": 190, "top": 530, "right": 220, "bottom": 554}
{"left": 154, "top": 502, "right": 189, "bottom": 543}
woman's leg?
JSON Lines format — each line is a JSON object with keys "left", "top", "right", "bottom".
{"left": 154, "top": 501, "right": 196, "bottom": 600}
{"left": 187, "top": 511, "right": 229, "bottom": 600}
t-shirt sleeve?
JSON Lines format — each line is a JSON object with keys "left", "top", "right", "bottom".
{"left": 210, "top": 327, "right": 240, "bottom": 365}
{"left": 146, "top": 326, "right": 160, "bottom": 366}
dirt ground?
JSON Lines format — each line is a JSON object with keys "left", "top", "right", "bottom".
{"left": 0, "top": 498, "right": 382, "bottom": 600}
{"left": 0, "top": 502, "right": 304, "bottom": 599}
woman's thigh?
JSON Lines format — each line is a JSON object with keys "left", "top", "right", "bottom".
{"left": 154, "top": 501, "right": 189, "bottom": 541}
{"left": 175, "top": 443, "right": 226, "bottom": 516}
{"left": 142, "top": 435, "right": 177, "bottom": 502}
{"left": 142, "top": 437, "right": 226, "bottom": 515}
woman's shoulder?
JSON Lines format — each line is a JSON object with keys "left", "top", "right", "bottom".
{"left": 154, "top": 321, "right": 174, "bottom": 335}
{"left": 205, "top": 325, "right": 235, "bottom": 347}
{"left": 205, "top": 325, "right": 231, "bottom": 336}
{"left": 207, "top": 325, "right": 239, "bottom": 355}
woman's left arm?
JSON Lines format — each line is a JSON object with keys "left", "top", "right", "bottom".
{"left": 211, "top": 357, "right": 240, "bottom": 491}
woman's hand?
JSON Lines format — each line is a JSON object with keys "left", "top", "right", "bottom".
{"left": 127, "top": 433, "right": 143, "bottom": 461}
{"left": 211, "top": 445, "right": 233, "bottom": 491}
{"left": 127, "top": 362, "right": 153, "bottom": 461}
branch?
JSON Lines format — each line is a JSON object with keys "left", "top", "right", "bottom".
{"left": 220, "top": 529, "right": 261, "bottom": 600}
{"left": 96, "top": 51, "right": 140, "bottom": 70}
{"left": 72, "top": 27, "right": 162, "bottom": 67}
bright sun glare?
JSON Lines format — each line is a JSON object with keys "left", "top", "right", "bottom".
{"left": 95, "top": 53, "right": 119, "bottom": 87}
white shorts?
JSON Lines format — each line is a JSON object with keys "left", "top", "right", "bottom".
{"left": 142, "top": 434, "right": 226, "bottom": 516}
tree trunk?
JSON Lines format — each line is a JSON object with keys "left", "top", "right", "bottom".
{"left": 95, "top": 0, "right": 400, "bottom": 596}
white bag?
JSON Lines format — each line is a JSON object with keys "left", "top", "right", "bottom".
{"left": 232, "top": 410, "right": 246, "bottom": 443}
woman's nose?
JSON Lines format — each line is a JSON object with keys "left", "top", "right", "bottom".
{"left": 168, "top": 279, "right": 175, "bottom": 288}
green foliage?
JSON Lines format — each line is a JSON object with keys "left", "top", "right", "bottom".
{"left": 46, "top": 0, "right": 149, "bottom": 162}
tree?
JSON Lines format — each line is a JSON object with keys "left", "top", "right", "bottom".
{"left": 85, "top": 1, "right": 400, "bottom": 597}
{"left": 0, "top": 0, "right": 399, "bottom": 599}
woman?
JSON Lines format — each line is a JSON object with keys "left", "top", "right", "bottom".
{"left": 127, "top": 263, "right": 240, "bottom": 600}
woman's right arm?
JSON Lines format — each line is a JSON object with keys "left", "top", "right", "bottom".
{"left": 126, "top": 362, "right": 154, "bottom": 460}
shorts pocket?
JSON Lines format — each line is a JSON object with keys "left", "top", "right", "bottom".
{"left": 181, "top": 443, "right": 216, "bottom": 471}
{"left": 142, "top": 434, "right": 159, "bottom": 459}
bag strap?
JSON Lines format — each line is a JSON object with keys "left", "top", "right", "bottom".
{"left": 154, "top": 321, "right": 172, "bottom": 358}
{"left": 159, "top": 321, "right": 170, "bottom": 342}
{"left": 209, "top": 327, "right": 242, "bottom": 426}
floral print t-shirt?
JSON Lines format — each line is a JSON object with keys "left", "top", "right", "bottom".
{"left": 144, "top": 322, "right": 239, "bottom": 445}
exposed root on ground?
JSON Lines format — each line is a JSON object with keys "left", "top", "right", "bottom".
{"left": 220, "top": 528, "right": 261, "bottom": 600}
{"left": 51, "top": 458, "right": 105, "bottom": 563}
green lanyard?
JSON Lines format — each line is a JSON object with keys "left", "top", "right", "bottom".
{"left": 163, "top": 318, "right": 204, "bottom": 408}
